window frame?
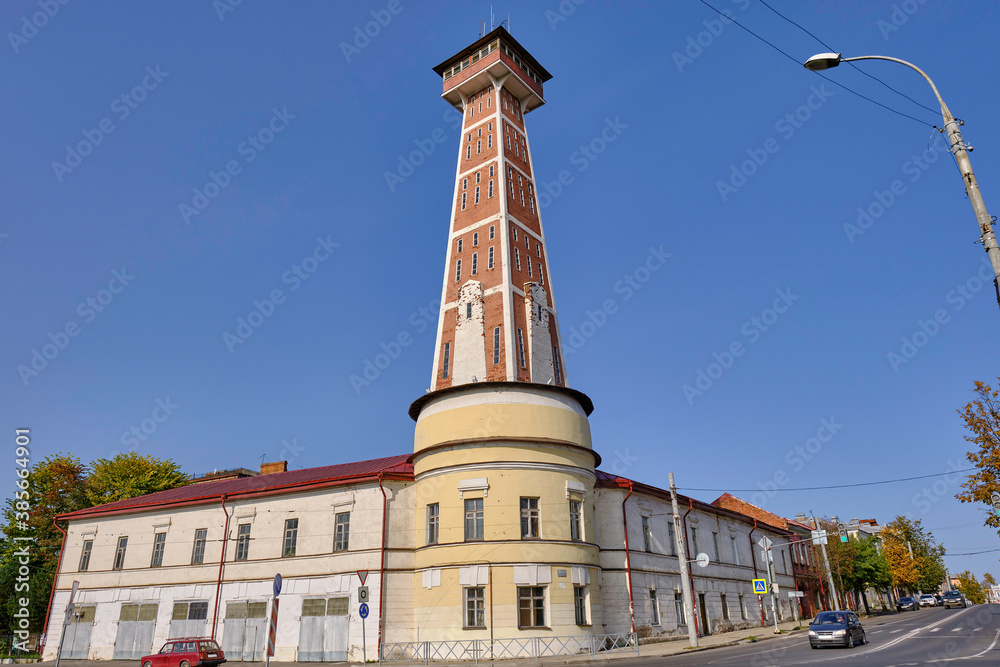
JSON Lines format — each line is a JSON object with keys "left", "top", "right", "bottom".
{"left": 79, "top": 539, "right": 93, "bottom": 571}
{"left": 520, "top": 497, "right": 540, "bottom": 539}
{"left": 464, "top": 587, "right": 486, "bottom": 629}
{"left": 574, "top": 585, "right": 589, "bottom": 626}
{"left": 569, "top": 500, "right": 582, "bottom": 542}
{"left": 426, "top": 504, "right": 439, "bottom": 545}
{"left": 464, "top": 498, "right": 484, "bottom": 541}
{"left": 283, "top": 518, "right": 299, "bottom": 557}
{"left": 192, "top": 528, "right": 207, "bottom": 565}
{"left": 517, "top": 586, "right": 547, "bottom": 629}
{"left": 113, "top": 536, "right": 128, "bottom": 570}
{"left": 150, "top": 532, "right": 166, "bottom": 568}
{"left": 235, "top": 524, "right": 251, "bottom": 561}
{"left": 334, "top": 512, "right": 350, "bottom": 552}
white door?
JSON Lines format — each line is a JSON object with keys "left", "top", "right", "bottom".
{"left": 297, "top": 598, "right": 349, "bottom": 661}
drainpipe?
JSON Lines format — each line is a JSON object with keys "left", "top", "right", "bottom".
{"left": 682, "top": 499, "right": 699, "bottom": 637}
{"left": 749, "top": 519, "right": 764, "bottom": 624}
{"left": 620, "top": 481, "right": 635, "bottom": 634}
{"left": 377, "top": 473, "right": 388, "bottom": 661}
{"left": 41, "top": 519, "right": 69, "bottom": 654}
{"left": 211, "top": 494, "right": 231, "bottom": 640}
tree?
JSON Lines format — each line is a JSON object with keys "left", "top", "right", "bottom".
{"left": 955, "top": 378, "right": 1000, "bottom": 536}
{"left": 954, "top": 570, "right": 987, "bottom": 604}
{"left": 984, "top": 572, "right": 997, "bottom": 586}
{"left": 86, "top": 452, "right": 188, "bottom": 506}
{"left": 881, "top": 516, "right": 946, "bottom": 594}
{"left": 0, "top": 454, "right": 89, "bottom": 634}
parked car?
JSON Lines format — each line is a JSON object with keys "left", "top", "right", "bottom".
{"left": 140, "top": 637, "right": 226, "bottom": 667}
{"left": 896, "top": 596, "right": 919, "bottom": 611}
{"left": 919, "top": 594, "right": 937, "bottom": 607}
{"left": 942, "top": 591, "right": 968, "bottom": 609}
{"left": 809, "top": 610, "right": 868, "bottom": 649}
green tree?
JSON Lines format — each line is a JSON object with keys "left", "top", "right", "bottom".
{"left": 984, "top": 572, "right": 996, "bottom": 585}
{"left": 954, "top": 570, "right": 987, "bottom": 604}
{"left": 86, "top": 452, "right": 188, "bottom": 506}
{"left": 0, "top": 454, "right": 89, "bottom": 634}
{"left": 955, "top": 378, "right": 1000, "bottom": 536}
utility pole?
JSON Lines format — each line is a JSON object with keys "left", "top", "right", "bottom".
{"left": 669, "top": 473, "right": 697, "bottom": 648}
{"left": 811, "top": 511, "right": 841, "bottom": 610}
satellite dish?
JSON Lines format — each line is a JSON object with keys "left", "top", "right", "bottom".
{"left": 696, "top": 553, "right": 709, "bottom": 568}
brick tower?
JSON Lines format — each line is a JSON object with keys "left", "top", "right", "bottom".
{"left": 428, "top": 27, "right": 566, "bottom": 391}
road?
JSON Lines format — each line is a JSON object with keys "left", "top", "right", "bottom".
{"left": 636, "top": 604, "right": 1000, "bottom": 666}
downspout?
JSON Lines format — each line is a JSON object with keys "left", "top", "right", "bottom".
{"left": 682, "top": 499, "right": 699, "bottom": 637}
{"left": 211, "top": 494, "right": 231, "bottom": 640}
{"left": 488, "top": 565, "right": 494, "bottom": 651}
{"left": 41, "top": 519, "right": 69, "bottom": 653}
{"left": 378, "top": 473, "right": 388, "bottom": 661}
{"left": 620, "top": 481, "right": 635, "bottom": 634}
{"left": 749, "top": 519, "right": 764, "bottom": 624}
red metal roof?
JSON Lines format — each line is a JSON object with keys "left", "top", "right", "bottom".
{"left": 60, "top": 453, "right": 413, "bottom": 520}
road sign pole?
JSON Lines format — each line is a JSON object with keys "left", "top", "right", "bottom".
{"left": 811, "top": 512, "right": 840, "bottom": 610}
{"left": 362, "top": 610, "right": 367, "bottom": 664}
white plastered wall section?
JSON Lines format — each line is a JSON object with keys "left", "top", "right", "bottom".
{"left": 453, "top": 280, "right": 487, "bottom": 383}
{"left": 524, "top": 282, "right": 554, "bottom": 384}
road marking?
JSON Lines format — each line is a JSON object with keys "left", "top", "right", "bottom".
{"left": 973, "top": 627, "right": 981, "bottom": 632}
{"left": 926, "top": 628, "right": 1000, "bottom": 662}
{"left": 951, "top": 627, "right": 962, "bottom": 632}
{"left": 890, "top": 629, "right": 903, "bottom": 633}
{"left": 931, "top": 628, "right": 941, "bottom": 632}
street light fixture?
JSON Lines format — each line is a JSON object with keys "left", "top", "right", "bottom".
{"left": 804, "top": 52, "right": 1000, "bottom": 309}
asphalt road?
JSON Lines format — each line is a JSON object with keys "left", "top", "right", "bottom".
{"left": 642, "top": 603, "right": 1000, "bottom": 666}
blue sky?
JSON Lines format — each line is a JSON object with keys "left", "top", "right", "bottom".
{"left": 4, "top": 1, "right": 999, "bottom": 579}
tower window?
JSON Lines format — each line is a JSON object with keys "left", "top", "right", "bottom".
{"left": 489, "top": 225, "right": 495, "bottom": 240}
{"left": 476, "top": 172, "right": 480, "bottom": 183}
{"left": 455, "top": 259, "right": 462, "bottom": 282}
{"left": 525, "top": 235, "right": 529, "bottom": 248}
{"left": 478, "top": 128, "right": 482, "bottom": 137}
{"left": 506, "top": 135, "right": 511, "bottom": 149}
{"left": 473, "top": 232, "right": 478, "bottom": 246}
{"left": 442, "top": 342, "right": 451, "bottom": 379}
{"left": 471, "top": 252, "right": 478, "bottom": 275}
{"left": 463, "top": 178, "right": 467, "bottom": 190}
{"left": 487, "top": 96, "right": 491, "bottom": 108}
{"left": 509, "top": 179, "right": 514, "bottom": 196}
{"left": 512, "top": 227, "right": 517, "bottom": 242}
{"left": 466, "top": 302, "right": 472, "bottom": 319}
{"left": 520, "top": 190, "right": 524, "bottom": 206}
{"left": 553, "top": 347, "right": 562, "bottom": 384}
{"left": 475, "top": 186, "right": 480, "bottom": 204}
{"left": 489, "top": 165, "right": 494, "bottom": 177}
{"left": 467, "top": 133, "right": 471, "bottom": 143}
{"left": 517, "top": 328, "right": 526, "bottom": 368}
{"left": 461, "top": 193, "right": 466, "bottom": 210}
{"left": 493, "top": 326, "right": 500, "bottom": 365}
{"left": 477, "top": 140, "right": 481, "bottom": 154}
{"left": 529, "top": 196, "right": 535, "bottom": 214}
{"left": 536, "top": 243, "right": 541, "bottom": 257}
{"left": 488, "top": 246, "right": 494, "bottom": 269}
{"left": 478, "top": 101, "right": 482, "bottom": 113}
{"left": 458, "top": 239, "right": 463, "bottom": 252}
{"left": 466, "top": 145, "right": 471, "bottom": 159}
{"left": 488, "top": 134, "right": 492, "bottom": 149}
{"left": 539, "top": 268, "right": 544, "bottom": 285}
{"left": 518, "top": 175, "right": 522, "bottom": 187}
{"left": 488, "top": 180, "right": 494, "bottom": 198}
{"left": 527, "top": 258, "right": 532, "bottom": 277}
{"left": 514, "top": 248, "right": 521, "bottom": 270}
{"left": 488, "top": 122, "right": 492, "bottom": 131}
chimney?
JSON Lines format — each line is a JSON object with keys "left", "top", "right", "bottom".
{"left": 795, "top": 513, "right": 807, "bottom": 522}
{"left": 261, "top": 461, "right": 288, "bottom": 475}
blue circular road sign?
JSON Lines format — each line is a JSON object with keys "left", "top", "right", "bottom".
{"left": 273, "top": 573, "right": 282, "bottom": 598}
{"left": 359, "top": 602, "right": 369, "bottom": 619}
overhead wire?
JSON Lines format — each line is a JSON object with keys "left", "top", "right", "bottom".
{"left": 697, "top": 0, "right": 934, "bottom": 128}
{"left": 757, "top": 0, "right": 941, "bottom": 119}
{"left": 679, "top": 467, "right": 975, "bottom": 493}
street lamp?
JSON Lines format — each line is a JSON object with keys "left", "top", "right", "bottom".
{"left": 804, "top": 52, "right": 1000, "bottom": 309}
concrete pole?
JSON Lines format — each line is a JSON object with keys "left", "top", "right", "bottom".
{"left": 840, "top": 55, "right": 1000, "bottom": 306}
{"left": 811, "top": 512, "right": 841, "bottom": 610}
{"left": 669, "top": 474, "right": 697, "bottom": 648}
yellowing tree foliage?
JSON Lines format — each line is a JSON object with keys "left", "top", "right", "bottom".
{"left": 956, "top": 378, "right": 1000, "bottom": 535}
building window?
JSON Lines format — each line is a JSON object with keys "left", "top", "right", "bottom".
{"left": 151, "top": 532, "right": 166, "bottom": 567}
{"left": 283, "top": 518, "right": 298, "bottom": 557}
{"left": 731, "top": 536, "right": 740, "bottom": 566}
{"left": 690, "top": 527, "right": 698, "bottom": 554}
{"left": 527, "top": 258, "right": 532, "bottom": 277}
{"left": 455, "top": 259, "right": 462, "bottom": 282}
{"left": 739, "top": 594, "right": 747, "bottom": 620}
{"left": 463, "top": 178, "right": 467, "bottom": 190}
{"left": 466, "top": 145, "right": 471, "bottom": 159}
{"left": 488, "top": 180, "right": 493, "bottom": 198}
{"left": 464, "top": 498, "right": 484, "bottom": 541}
{"left": 520, "top": 190, "right": 524, "bottom": 206}
{"left": 517, "top": 328, "right": 526, "bottom": 368}
{"left": 667, "top": 522, "right": 676, "bottom": 555}
{"left": 471, "top": 253, "right": 478, "bottom": 275}
{"left": 509, "top": 179, "right": 514, "bottom": 196}
{"left": 514, "top": 248, "right": 521, "bottom": 270}
{"left": 569, "top": 500, "right": 582, "bottom": 541}
{"left": 489, "top": 165, "right": 494, "bottom": 177}
{"left": 517, "top": 587, "right": 546, "bottom": 628}
{"left": 489, "top": 225, "right": 495, "bottom": 240}
{"left": 488, "top": 122, "right": 492, "bottom": 131}
{"left": 458, "top": 238, "right": 463, "bottom": 252}
{"left": 641, "top": 516, "right": 652, "bottom": 552}
{"left": 467, "top": 133, "right": 471, "bottom": 143}
{"left": 477, "top": 140, "right": 481, "bottom": 154}
{"left": 334, "top": 512, "right": 350, "bottom": 551}
{"left": 465, "top": 587, "right": 485, "bottom": 628}
{"left": 506, "top": 135, "right": 511, "bottom": 149}
{"left": 478, "top": 127, "right": 482, "bottom": 137}
{"left": 511, "top": 226, "right": 517, "bottom": 241}
{"left": 520, "top": 497, "right": 539, "bottom": 539}
{"left": 529, "top": 196, "right": 535, "bottom": 213}
{"left": 192, "top": 529, "right": 207, "bottom": 565}
{"left": 553, "top": 347, "right": 562, "bottom": 384}
{"left": 493, "top": 326, "right": 501, "bottom": 364}
{"left": 712, "top": 532, "right": 720, "bottom": 562}
{"left": 426, "top": 504, "right": 439, "bottom": 545}
{"left": 461, "top": 193, "right": 466, "bottom": 210}
{"left": 475, "top": 186, "right": 480, "bottom": 204}
{"left": 518, "top": 174, "right": 522, "bottom": 187}
{"left": 488, "top": 246, "right": 494, "bottom": 269}
{"left": 473, "top": 232, "right": 479, "bottom": 246}
{"left": 442, "top": 342, "right": 450, "bottom": 379}
{"left": 721, "top": 593, "right": 730, "bottom": 621}
{"left": 675, "top": 592, "right": 686, "bottom": 626}
{"left": 650, "top": 589, "right": 660, "bottom": 626}
{"left": 114, "top": 536, "right": 128, "bottom": 569}
{"left": 488, "top": 134, "right": 492, "bottom": 149}
{"left": 539, "top": 268, "right": 543, "bottom": 285}
{"left": 574, "top": 586, "right": 588, "bottom": 625}
{"left": 466, "top": 302, "right": 472, "bottom": 319}
{"left": 525, "top": 235, "right": 529, "bottom": 249}
{"left": 781, "top": 549, "right": 787, "bottom": 573}
{"left": 235, "top": 524, "right": 251, "bottom": 561}
{"left": 79, "top": 539, "right": 93, "bottom": 571}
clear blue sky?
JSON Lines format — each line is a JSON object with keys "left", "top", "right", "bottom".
{"left": 4, "top": 1, "right": 999, "bottom": 580}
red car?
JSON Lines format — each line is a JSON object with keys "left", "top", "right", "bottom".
{"left": 140, "top": 637, "right": 226, "bottom": 667}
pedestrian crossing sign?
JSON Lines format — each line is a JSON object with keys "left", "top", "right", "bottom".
{"left": 752, "top": 579, "right": 768, "bottom": 594}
